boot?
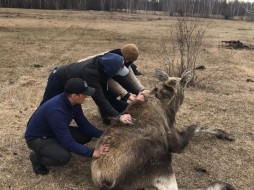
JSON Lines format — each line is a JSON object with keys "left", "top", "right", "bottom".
{"left": 131, "top": 64, "right": 142, "bottom": 76}
{"left": 29, "top": 151, "right": 49, "bottom": 175}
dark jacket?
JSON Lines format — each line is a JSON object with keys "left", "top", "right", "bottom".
{"left": 55, "top": 54, "right": 123, "bottom": 118}
{"left": 25, "top": 93, "right": 103, "bottom": 157}
{"left": 56, "top": 56, "right": 119, "bottom": 118}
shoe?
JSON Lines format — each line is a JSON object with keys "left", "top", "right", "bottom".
{"left": 29, "top": 152, "right": 49, "bottom": 175}
{"left": 130, "top": 64, "right": 142, "bottom": 76}
{"left": 133, "top": 70, "right": 142, "bottom": 76}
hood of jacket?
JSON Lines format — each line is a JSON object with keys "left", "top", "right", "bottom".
{"left": 101, "top": 52, "right": 124, "bottom": 78}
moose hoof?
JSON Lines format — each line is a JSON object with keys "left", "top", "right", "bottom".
{"left": 214, "top": 129, "right": 235, "bottom": 141}
{"left": 207, "top": 181, "right": 236, "bottom": 190}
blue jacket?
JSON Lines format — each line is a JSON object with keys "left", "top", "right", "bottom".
{"left": 25, "top": 93, "right": 103, "bottom": 157}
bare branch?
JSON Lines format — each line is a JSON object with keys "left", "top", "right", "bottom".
{"left": 242, "top": 5, "right": 254, "bottom": 15}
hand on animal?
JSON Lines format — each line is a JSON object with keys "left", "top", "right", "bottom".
{"left": 128, "top": 94, "right": 136, "bottom": 102}
{"left": 140, "top": 89, "right": 150, "bottom": 95}
{"left": 100, "top": 144, "right": 110, "bottom": 153}
{"left": 135, "top": 93, "right": 145, "bottom": 102}
{"left": 119, "top": 114, "right": 132, "bottom": 124}
{"left": 92, "top": 144, "right": 110, "bottom": 158}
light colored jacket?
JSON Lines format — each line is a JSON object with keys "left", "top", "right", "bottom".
{"left": 108, "top": 67, "right": 144, "bottom": 98}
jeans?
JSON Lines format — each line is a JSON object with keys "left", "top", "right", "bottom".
{"left": 26, "top": 126, "right": 92, "bottom": 166}
{"left": 40, "top": 68, "right": 64, "bottom": 106}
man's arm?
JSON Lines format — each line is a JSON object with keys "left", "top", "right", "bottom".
{"left": 90, "top": 81, "right": 133, "bottom": 124}
{"left": 108, "top": 79, "right": 128, "bottom": 99}
{"left": 112, "top": 67, "right": 145, "bottom": 95}
{"left": 127, "top": 67, "right": 145, "bottom": 90}
{"left": 46, "top": 109, "right": 94, "bottom": 157}
{"left": 74, "top": 105, "right": 103, "bottom": 138}
{"left": 91, "top": 84, "right": 120, "bottom": 119}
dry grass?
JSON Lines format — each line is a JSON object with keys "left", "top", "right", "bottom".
{"left": 0, "top": 8, "right": 254, "bottom": 190}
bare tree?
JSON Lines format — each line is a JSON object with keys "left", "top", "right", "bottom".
{"left": 242, "top": 3, "right": 254, "bottom": 21}
{"left": 207, "top": 0, "right": 216, "bottom": 17}
{"left": 242, "top": 4, "right": 254, "bottom": 14}
{"left": 0, "top": 0, "right": 253, "bottom": 21}
{"left": 158, "top": 17, "right": 208, "bottom": 83}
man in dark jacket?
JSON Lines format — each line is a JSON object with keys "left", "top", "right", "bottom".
{"left": 75, "top": 44, "right": 149, "bottom": 124}
{"left": 40, "top": 52, "right": 133, "bottom": 124}
{"left": 25, "top": 78, "right": 110, "bottom": 175}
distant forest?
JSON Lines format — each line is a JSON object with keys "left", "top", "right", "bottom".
{"left": 0, "top": 0, "right": 253, "bottom": 20}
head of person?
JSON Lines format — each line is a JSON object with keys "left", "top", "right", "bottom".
{"left": 64, "top": 78, "right": 95, "bottom": 105}
{"left": 101, "top": 52, "right": 129, "bottom": 78}
{"left": 121, "top": 44, "right": 139, "bottom": 67}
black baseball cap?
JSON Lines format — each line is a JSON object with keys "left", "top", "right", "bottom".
{"left": 64, "top": 78, "right": 95, "bottom": 96}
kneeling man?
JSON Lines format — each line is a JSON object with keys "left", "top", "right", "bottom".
{"left": 24, "top": 78, "right": 109, "bottom": 175}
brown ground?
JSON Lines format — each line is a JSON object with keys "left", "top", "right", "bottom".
{"left": 0, "top": 8, "right": 253, "bottom": 190}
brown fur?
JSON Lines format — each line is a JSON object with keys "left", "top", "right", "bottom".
{"left": 91, "top": 69, "right": 234, "bottom": 190}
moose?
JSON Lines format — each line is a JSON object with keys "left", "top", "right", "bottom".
{"left": 91, "top": 69, "right": 235, "bottom": 190}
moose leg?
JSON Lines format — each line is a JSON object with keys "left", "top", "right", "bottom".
{"left": 206, "top": 181, "right": 236, "bottom": 190}
{"left": 167, "top": 125, "right": 198, "bottom": 153}
{"left": 193, "top": 125, "right": 235, "bottom": 141}
{"left": 178, "top": 181, "right": 236, "bottom": 190}
{"left": 135, "top": 157, "right": 178, "bottom": 190}
{"left": 167, "top": 124, "right": 234, "bottom": 154}
{"left": 151, "top": 173, "right": 178, "bottom": 190}
{"left": 141, "top": 166, "right": 178, "bottom": 190}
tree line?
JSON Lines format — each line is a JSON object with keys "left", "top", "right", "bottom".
{"left": 0, "top": 0, "right": 253, "bottom": 20}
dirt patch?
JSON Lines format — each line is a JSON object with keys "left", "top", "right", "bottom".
{"left": 221, "top": 40, "right": 254, "bottom": 50}
{"left": 246, "top": 78, "right": 254, "bottom": 82}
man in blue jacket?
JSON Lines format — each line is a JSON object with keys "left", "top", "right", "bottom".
{"left": 25, "top": 78, "right": 109, "bottom": 175}
{"left": 40, "top": 52, "right": 133, "bottom": 124}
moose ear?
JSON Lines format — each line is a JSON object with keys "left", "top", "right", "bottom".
{"left": 180, "top": 68, "right": 193, "bottom": 87}
{"left": 154, "top": 68, "right": 169, "bottom": 82}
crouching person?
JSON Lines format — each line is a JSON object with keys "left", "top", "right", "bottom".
{"left": 24, "top": 78, "right": 109, "bottom": 175}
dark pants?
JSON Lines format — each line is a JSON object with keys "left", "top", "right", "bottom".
{"left": 26, "top": 126, "right": 92, "bottom": 166}
{"left": 40, "top": 68, "right": 64, "bottom": 106}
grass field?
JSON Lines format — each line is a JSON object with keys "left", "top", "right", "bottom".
{"left": 0, "top": 8, "right": 253, "bottom": 190}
